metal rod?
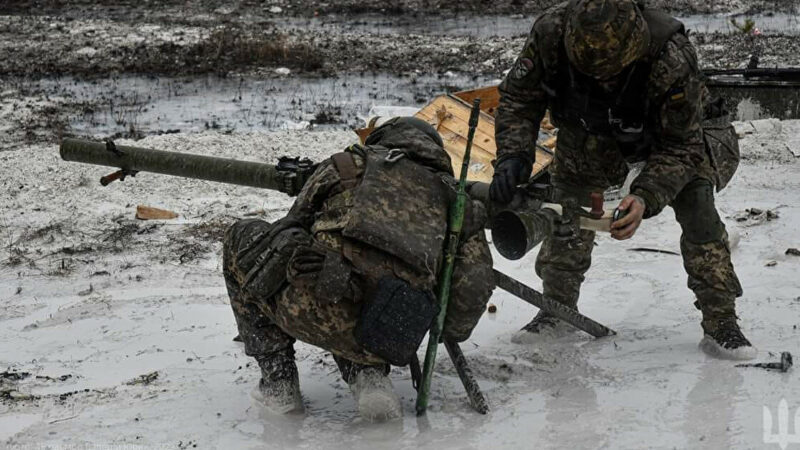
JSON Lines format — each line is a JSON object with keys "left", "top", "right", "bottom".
{"left": 445, "top": 340, "right": 489, "bottom": 414}
{"left": 493, "top": 269, "right": 616, "bottom": 338}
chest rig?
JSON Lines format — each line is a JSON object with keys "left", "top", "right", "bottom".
{"left": 315, "top": 144, "right": 452, "bottom": 282}
{"left": 541, "top": 7, "right": 685, "bottom": 161}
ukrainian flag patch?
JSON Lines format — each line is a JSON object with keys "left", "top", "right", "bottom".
{"left": 668, "top": 87, "right": 686, "bottom": 101}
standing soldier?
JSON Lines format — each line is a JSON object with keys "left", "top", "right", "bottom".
{"left": 491, "top": 0, "right": 756, "bottom": 359}
{"left": 224, "top": 117, "right": 494, "bottom": 421}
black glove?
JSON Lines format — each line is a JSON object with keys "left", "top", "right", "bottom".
{"left": 489, "top": 154, "right": 533, "bottom": 204}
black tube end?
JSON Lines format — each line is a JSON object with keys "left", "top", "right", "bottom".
{"left": 491, "top": 211, "right": 527, "bottom": 260}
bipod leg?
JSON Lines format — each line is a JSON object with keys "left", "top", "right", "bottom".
{"left": 493, "top": 269, "right": 616, "bottom": 338}
{"left": 445, "top": 340, "right": 489, "bottom": 414}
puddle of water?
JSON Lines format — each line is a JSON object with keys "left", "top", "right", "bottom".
{"left": 272, "top": 13, "right": 800, "bottom": 38}
{"left": 29, "top": 73, "right": 497, "bottom": 138}
{"left": 0, "top": 413, "right": 41, "bottom": 441}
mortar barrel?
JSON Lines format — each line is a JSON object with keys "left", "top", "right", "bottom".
{"left": 491, "top": 208, "right": 554, "bottom": 260}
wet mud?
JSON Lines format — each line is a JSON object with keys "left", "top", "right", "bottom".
{"left": 2, "top": 1, "right": 799, "bottom": 148}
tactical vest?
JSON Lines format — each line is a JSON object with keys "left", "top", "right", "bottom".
{"left": 542, "top": 7, "right": 685, "bottom": 161}
{"left": 312, "top": 144, "right": 453, "bottom": 283}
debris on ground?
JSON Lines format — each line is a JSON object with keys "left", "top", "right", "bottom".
{"left": 737, "top": 352, "right": 793, "bottom": 372}
{"left": 125, "top": 371, "right": 159, "bottom": 386}
{"left": 734, "top": 207, "right": 780, "bottom": 225}
{"left": 77, "top": 284, "right": 94, "bottom": 296}
{"left": 0, "top": 371, "right": 32, "bottom": 381}
{"left": 136, "top": 205, "right": 179, "bottom": 221}
{"left": 627, "top": 248, "right": 681, "bottom": 256}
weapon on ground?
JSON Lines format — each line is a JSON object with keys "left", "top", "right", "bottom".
{"left": 416, "top": 98, "right": 486, "bottom": 416}
{"left": 60, "top": 136, "right": 617, "bottom": 329}
{"left": 60, "top": 137, "right": 315, "bottom": 196}
{"left": 703, "top": 67, "right": 800, "bottom": 81}
{"left": 493, "top": 270, "right": 616, "bottom": 338}
{"left": 59, "top": 134, "right": 618, "bottom": 399}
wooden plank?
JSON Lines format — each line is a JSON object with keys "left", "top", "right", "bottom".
{"left": 417, "top": 94, "right": 555, "bottom": 181}
{"left": 452, "top": 86, "right": 501, "bottom": 116}
{"left": 136, "top": 205, "right": 178, "bottom": 220}
{"left": 353, "top": 88, "right": 558, "bottom": 182}
{"left": 415, "top": 96, "right": 498, "bottom": 148}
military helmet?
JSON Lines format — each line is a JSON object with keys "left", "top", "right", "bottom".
{"left": 564, "top": 0, "right": 650, "bottom": 79}
{"left": 365, "top": 116, "right": 444, "bottom": 148}
{"left": 364, "top": 116, "right": 452, "bottom": 174}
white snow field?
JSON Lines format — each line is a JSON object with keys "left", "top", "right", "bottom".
{"left": 1, "top": 122, "right": 799, "bottom": 449}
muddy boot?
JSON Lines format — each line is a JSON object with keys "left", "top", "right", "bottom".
{"left": 699, "top": 316, "right": 757, "bottom": 361}
{"left": 252, "top": 350, "right": 304, "bottom": 414}
{"left": 348, "top": 366, "right": 401, "bottom": 422}
{"left": 511, "top": 310, "right": 573, "bottom": 344}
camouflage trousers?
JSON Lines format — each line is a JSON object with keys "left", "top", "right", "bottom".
{"left": 223, "top": 219, "right": 387, "bottom": 381}
{"left": 538, "top": 133, "right": 742, "bottom": 320}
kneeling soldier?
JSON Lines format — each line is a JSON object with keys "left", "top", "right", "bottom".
{"left": 224, "top": 118, "right": 495, "bottom": 421}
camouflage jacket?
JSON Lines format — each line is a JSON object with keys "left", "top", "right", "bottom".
{"left": 286, "top": 139, "right": 494, "bottom": 343}
{"left": 496, "top": 2, "right": 712, "bottom": 217}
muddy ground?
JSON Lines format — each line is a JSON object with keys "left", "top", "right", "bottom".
{"left": 2, "top": 3, "right": 800, "bottom": 447}
{"left": 3, "top": 3, "right": 800, "bottom": 78}
{"left": 2, "top": 1, "right": 800, "bottom": 150}
{"left": 3, "top": 0, "right": 799, "bottom": 18}
{"left": 1, "top": 121, "right": 799, "bottom": 449}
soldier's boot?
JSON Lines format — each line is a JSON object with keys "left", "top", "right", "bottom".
{"left": 252, "top": 349, "right": 304, "bottom": 414}
{"left": 696, "top": 298, "right": 757, "bottom": 361}
{"left": 334, "top": 357, "right": 400, "bottom": 422}
{"left": 349, "top": 366, "right": 401, "bottom": 422}
{"left": 699, "top": 316, "right": 757, "bottom": 361}
{"left": 512, "top": 228, "right": 595, "bottom": 344}
{"left": 511, "top": 309, "right": 574, "bottom": 344}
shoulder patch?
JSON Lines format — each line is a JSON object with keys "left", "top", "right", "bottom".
{"left": 512, "top": 57, "right": 535, "bottom": 80}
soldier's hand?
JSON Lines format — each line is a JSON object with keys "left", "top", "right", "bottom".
{"left": 490, "top": 155, "right": 533, "bottom": 204}
{"left": 611, "top": 195, "right": 645, "bottom": 240}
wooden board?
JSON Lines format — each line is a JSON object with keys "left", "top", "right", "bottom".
{"left": 452, "top": 86, "right": 501, "bottom": 116}
{"left": 354, "top": 85, "right": 557, "bottom": 183}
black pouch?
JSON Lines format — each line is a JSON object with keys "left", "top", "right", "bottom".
{"left": 239, "top": 219, "right": 310, "bottom": 301}
{"left": 313, "top": 251, "right": 352, "bottom": 305}
{"left": 354, "top": 277, "right": 438, "bottom": 366}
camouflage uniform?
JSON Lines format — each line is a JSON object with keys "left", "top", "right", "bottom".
{"left": 495, "top": 2, "right": 742, "bottom": 323}
{"left": 224, "top": 121, "right": 494, "bottom": 377}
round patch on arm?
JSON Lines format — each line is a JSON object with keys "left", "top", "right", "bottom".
{"left": 512, "top": 57, "right": 535, "bottom": 80}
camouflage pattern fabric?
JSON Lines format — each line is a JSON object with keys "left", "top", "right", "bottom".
{"left": 223, "top": 219, "right": 296, "bottom": 359}
{"left": 224, "top": 123, "right": 494, "bottom": 367}
{"left": 533, "top": 175, "right": 741, "bottom": 317}
{"left": 673, "top": 179, "right": 742, "bottom": 320}
{"left": 564, "top": 0, "right": 650, "bottom": 79}
{"left": 532, "top": 178, "right": 603, "bottom": 309}
{"left": 496, "top": 2, "right": 714, "bottom": 218}
{"left": 497, "top": 4, "right": 743, "bottom": 318}
{"left": 535, "top": 228, "right": 596, "bottom": 310}
{"left": 702, "top": 113, "right": 741, "bottom": 192}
